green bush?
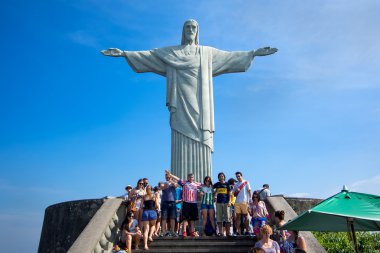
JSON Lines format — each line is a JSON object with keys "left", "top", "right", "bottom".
{"left": 313, "top": 232, "right": 380, "bottom": 253}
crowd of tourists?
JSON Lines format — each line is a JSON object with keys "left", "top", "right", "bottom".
{"left": 114, "top": 170, "right": 307, "bottom": 253}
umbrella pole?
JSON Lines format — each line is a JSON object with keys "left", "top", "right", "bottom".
{"left": 347, "top": 218, "right": 360, "bottom": 253}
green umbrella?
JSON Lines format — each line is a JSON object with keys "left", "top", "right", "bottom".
{"left": 282, "top": 186, "right": 380, "bottom": 253}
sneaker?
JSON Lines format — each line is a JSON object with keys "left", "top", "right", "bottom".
{"left": 158, "top": 233, "right": 164, "bottom": 238}
{"left": 182, "top": 231, "right": 187, "bottom": 237}
{"left": 171, "top": 231, "right": 179, "bottom": 237}
{"left": 164, "top": 231, "right": 172, "bottom": 237}
{"left": 244, "top": 231, "right": 252, "bottom": 236}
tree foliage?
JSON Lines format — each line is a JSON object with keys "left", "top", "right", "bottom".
{"left": 313, "top": 232, "right": 380, "bottom": 253}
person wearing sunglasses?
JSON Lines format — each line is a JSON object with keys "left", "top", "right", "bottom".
{"left": 121, "top": 211, "right": 142, "bottom": 252}
{"left": 129, "top": 179, "right": 146, "bottom": 227}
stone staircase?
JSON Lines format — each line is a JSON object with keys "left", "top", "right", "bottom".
{"left": 132, "top": 236, "right": 257, "bottom": 253}
{"left": 39, "top": 196, "right": 327, "bottom": 253}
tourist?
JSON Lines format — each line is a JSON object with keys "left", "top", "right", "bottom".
{"left": 232, "top": 171, "right": 252, "bottom": 235}
{"left": 200, "top": 176, "right": 216, "bottom": 236}
{"left": 141, "top": 185, "right": 159, "bottom": 250}
{"left": 259, "top": 184, "right": 271, "bottom": 201}
{"left": 167, "top": 170, "right": 202, "bottom": 237}
{"left": 160, "top": 171, "right": 178, "bottom": 237}
{"left": 250, "top": 192, "right": 269, "bottom": 236}
{"left": 129, "top": 179, "right": 146, "bottom": 227}
{"left": 248, "top": 247, "right": 266, "bottom": 253}
{"left": 143, "top": 178, "right": 149, "bottom": 188}
{"left": 153, "top": 184, "right": 162, "bottom": 237}
{"left": 273, "top": 210, "right": 287, "bottom": 251}
{"left": 123, "top": 185, "right": 133, "bottom": 201}
{"left": 214, "top": 172, "right": 232, "bottom": 236}
{"left": 283, "top": 230, "right": 307, "bottom": 253}
{"left": 122, "top": 211, "right": 142, "bottom": 252}
{"left": 175, "top": 185, "right": 183, "bottom": 235}
{"left": 254, "top": 225, "right": 280, "bottom": 253}
{"left": 228, "top": 177, "right": 237, "bottom": 235}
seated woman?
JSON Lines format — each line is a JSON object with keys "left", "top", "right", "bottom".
{"left": 254, "top": 225, "right": 280, "bottom": 253}
{"left": 121, "top": 211, "right": 142, "bottom": 252}
{"left": 249, "top": 192, "right": 269, "bottom": 236}
{"left": 141, "top": 185, "right": 159, "bottom": 250}
{"left": 283, "top": 230, "right": 307, "bottom": 253}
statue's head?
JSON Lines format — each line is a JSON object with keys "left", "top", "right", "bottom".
{"left": 181, "top": 19, "right": 199, "bottom": 45}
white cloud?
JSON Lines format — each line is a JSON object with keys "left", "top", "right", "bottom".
{"left": 348, "top": 174, "right": 380, "bottom": 195}
{"left": 198, "top": 1, "right": 380, "bottom": 92}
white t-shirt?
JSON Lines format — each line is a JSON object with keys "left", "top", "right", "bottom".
{"left": 233, "top": 180, "right": 251, "bottom": 203}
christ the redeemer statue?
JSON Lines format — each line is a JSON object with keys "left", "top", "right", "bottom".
{"left": 101, "top": 19, "right": 277, "bottom": 181}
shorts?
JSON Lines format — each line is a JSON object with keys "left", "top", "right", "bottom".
{"left": 216, "top": 203, "right": 231, "bottom": 223}
{"left": 234, "top": 202, "right": 249, "bottom": 215}
{"left": 201, "top": 203, "right": 215, "bottom": 210}
{"left": 182, "top": 202, "right": 199, "bottom": 221}
{"left": 141, "top": 210, "right": 157, "bottom": 221}
{"left": 161, "top": 201, "right": 176, "bottom": 219}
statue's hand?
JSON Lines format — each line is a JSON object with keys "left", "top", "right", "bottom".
{"left": 100, "top": 48, "right": 124, "bottom": 57}
{"left": 253, "top": 47, "right": 278, "bottom": 56}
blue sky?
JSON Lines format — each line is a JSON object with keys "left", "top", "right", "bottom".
{"left": 1, "top": 0, "right": 380, "bottom": 251}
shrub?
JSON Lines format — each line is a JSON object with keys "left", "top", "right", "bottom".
{"left": 313, "top": 232, "right": 380, "bottom": 253}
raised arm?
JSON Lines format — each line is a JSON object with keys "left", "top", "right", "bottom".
{"left": 165, "top": 169, "right": 180, "bottom": 182}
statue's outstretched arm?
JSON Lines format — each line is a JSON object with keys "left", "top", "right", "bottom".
{"left": 252, "top": 47, "right": 278, "bottom": 57}
{"left": 100, "top": 48, "right": 125, "bottom": 57}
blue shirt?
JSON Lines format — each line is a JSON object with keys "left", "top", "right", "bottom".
{"left": 162, "top": 182, "right": 176, "bottom": 202}
{"left": 175, "top": 186, "right": 182, "bottom": 209}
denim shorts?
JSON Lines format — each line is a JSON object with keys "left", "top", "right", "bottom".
{"left": 141, "top": 210, "right": 157, "bottom": 221}
{"left": 200, "top": 203, "right": 215, "bottom": 210}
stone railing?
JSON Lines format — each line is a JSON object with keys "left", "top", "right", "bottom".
{"left": 68, "top": 198, "right": 125, "bottom": 253}
{"left": 266, "top": 196, "right": 326, "bottom": 253}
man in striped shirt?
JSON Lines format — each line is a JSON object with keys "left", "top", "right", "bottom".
{"left": 165, "top": 170, "right": 201, "bottom": 237}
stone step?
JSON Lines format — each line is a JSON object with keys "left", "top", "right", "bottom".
{"left": 134, "top": 249, "right": 252, "bottom": 253}
{"left": 132, "top": 236, "right": 257, "bottom": 253}
{"left": 149, "top": 237, "right": 255, "bottom": 246}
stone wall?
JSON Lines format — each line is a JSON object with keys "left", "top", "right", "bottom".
{"left": 284, "top": 197, "right": 322, "bottom": 215}
{"left": 266, "top": 195, "right": 322, "bottom": 217}
{"left": 38, "top": 198, "right": 104, "bottom": 253}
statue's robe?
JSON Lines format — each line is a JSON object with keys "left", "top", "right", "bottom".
{"left": 123, "top": 45, "right": 254, "bottom": 181}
